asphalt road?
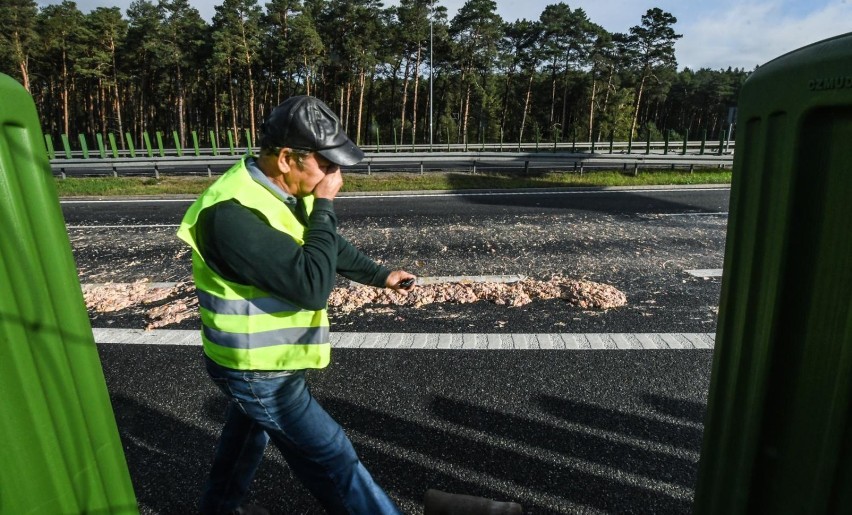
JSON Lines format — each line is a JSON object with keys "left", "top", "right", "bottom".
{"left": 64, "top": 185, "right": 730, "bottom": 514}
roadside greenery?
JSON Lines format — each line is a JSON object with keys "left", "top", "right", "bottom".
{"left": 54, "top": 169, "right": 731, "bottom": 197}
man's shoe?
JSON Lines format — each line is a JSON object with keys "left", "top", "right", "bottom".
{"left": 424, "top": 489, "right": 523, "bottom": 515}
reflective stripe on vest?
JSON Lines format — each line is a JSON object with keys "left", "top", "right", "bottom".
{"left": 196, "top": 290, "right": 304, "bottom": 316}
{"left": 202, "top": 325, "right": 330, "bottom": 349}
{"left": 176, "top": 157, "right": 330, "bottom": 371}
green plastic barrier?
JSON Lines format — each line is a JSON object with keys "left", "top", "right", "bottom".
{"left": 695, "top": 33, "right": 852, "bottom": 514}
{"left": 43, "top": 134, "right": 55, "bottom": 159}
{"left": 96, "top": 133, "right": 107, "bottom": 158}
{"left": 0, "top": 74, "right": 137, "bottom": 513}
{"left": 78, "top": 134, "right": 89, "bottom": 159}
{"left": 209, "top": 130, "right": 219, "bottom": 156}
{"left": 124, "top": 132, "right": 136, "bottom": 158}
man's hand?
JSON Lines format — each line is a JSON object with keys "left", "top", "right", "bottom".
{"left": 314, "top": 168, "right": 343, "bottom": 200}
{"left": 386, "top": 270, "right": 417, "bottom": 294}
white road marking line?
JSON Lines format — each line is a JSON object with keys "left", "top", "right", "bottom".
{"left": 91, "top": 329, "right": 715, "bottom": 349}
{"left": 67, "top": 224, "right": 181, "bottom": 229}
{"left": 653, "top": 212, "right": 728, "bottom": 217}
{"left": 685, "top": 269, "right": 723, "bottom": 278}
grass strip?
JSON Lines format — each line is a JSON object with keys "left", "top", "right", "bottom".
{"left": 54, "top": 169, "right": 731, "bottom": 197}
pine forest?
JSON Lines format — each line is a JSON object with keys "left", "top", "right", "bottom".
{"left": 0, "top": 0, "right": 749, "bottom": 149}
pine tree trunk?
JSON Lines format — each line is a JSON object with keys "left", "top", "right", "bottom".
{"left": 411, "top": 45, "right": 422, "bottom": 146}
{"left": 462, "top": 83, "right": 471, "bottom": 146}
{"left": 519, "top": 74, "right": 533, "bottom": 143}
{"left": 630, "top": 70, "right": 648, "bottom": 139}
{"left": 356, "top": 68, "right": 366, "bottom": 145}
{"left": 62, "top": 47, "right": 69, "bottom": 136}
{"left": 588, "top": 74, "right": 597, "bottom": 142}
{"left": 597, "top": 65, "right": 615, "bottom": 141}
{"left": 399, "top": 55, "right": 411, "bottom": 146}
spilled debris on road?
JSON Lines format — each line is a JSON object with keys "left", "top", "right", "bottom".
{"left": 82, "top": 276, "right": 627, "bottom": 330}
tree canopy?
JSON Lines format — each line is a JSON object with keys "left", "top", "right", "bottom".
{"left": 0, "top": 0, "right": 749, "bottom": 147}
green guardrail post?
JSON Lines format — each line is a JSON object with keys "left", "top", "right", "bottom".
{"left": 96, "top": 134, "right": 106, "bottom": 158}
{"left": 608, "top": 132, "right": 614, "bottom": 154}
{"left": 172, "top": 130, "right": 183, "bottom": 157}
{"left": 142, "top": 132, "right": 153, "bottom": 158}
{"left": 627, "top": 131, "right": 633, "bottom": 154}
{"left": 682, "top": 129, "right": 689, "bottom": 155}
{"left": 60, "top": 133, "right": 72, "bottom": 159}
{"left": 44, "top": 134, "right": 55, "bottom": 159}
{"left": 107, "top": 133, "right": 119, "bottom": 158}
{"left": 0, "top": 72, "right": 137, "bottom": 515}
{"left": 227, "top": 130, "right": 236, "bottom": 155}
{"left": 590, "top": 136, "right": 596, "bottom": 154}
{"left": 571, "top": 130, "right": 576, "bottom": 153}
{"left": 209, "top": 130, "right": 219, "bottom": 156}
{"left": 155, "top": 131, "right": 165, "bottom": 157}
{"left": 700, "top": 129, "right": 707, "bottom": 155}
{"left": 664, "top": 130, "right": 670, "bottom": 155}
{"left": 245, "top": 129, "right": 253, "bottom": 154}
{"left": 124, "top": 132, "right": 136, "bottom": 158}
{"left": 694, "top": 33, "right": 852, "bottom": 515}
{"left": 78, "top": 134, "right": 89, "bottom": 159}
{"left": 719, "top": 130, "right": 726, "bottom": 155}
{"left": 192, "top": 130, "right": 200, "bottom": 157}
{"left": 393, "top": 127, "right": 398, "bottom": 153}
{"left": 645, "top": 128, "right": 651, "bottom": 155}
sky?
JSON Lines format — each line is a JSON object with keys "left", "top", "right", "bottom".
{"left": 40, "top": 0, "right": 852, "bottom": 70}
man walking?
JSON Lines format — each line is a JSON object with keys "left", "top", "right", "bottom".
{"left": 177, "top": 95, "right": 415, "bottom": 514}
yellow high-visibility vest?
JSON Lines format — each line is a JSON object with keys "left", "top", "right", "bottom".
{"left": 177, "top": 157, "right": 330, "bottom": 370}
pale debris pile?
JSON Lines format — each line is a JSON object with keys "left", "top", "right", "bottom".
{"left": 82, "top": 276, "right": 626, "bottom": 330}
{"left": 82, "top": 279, "right": 198, "bottom": 330}
{"left": 328, "top": 276, "right": 627, "bottom": 313}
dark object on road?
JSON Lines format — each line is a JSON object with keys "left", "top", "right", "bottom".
{"left": 424, "top": 489, "right": 523, "bottom": 515}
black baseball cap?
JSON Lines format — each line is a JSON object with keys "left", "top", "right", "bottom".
{"left": 260, "top": 96, "right": 365, "bottom": 166}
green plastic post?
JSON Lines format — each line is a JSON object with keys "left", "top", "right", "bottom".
{"left": 192, "top": 130, "right": 200, "bottom": 156}
{"left": 645, "top": 128, "right": 651, "bottom": 155}
{"left": 124, "top": 132, "right": 136, "bottom": 158}
{"left": 664, "top": 130, "right": 670, "bottom": 154}
{"left": 694, "top": 33, "right": 852, "bottom": 515}
{"left": 0, "top": 73, "right": 138, "bottom": 514}
{"left": 627, "top": 131, "right": 633, "bottom": 154}
{"left": 143, "top": 132, "right": 153, "bottom": 158}
{"left": 60, "top": 133, "right": 72, "bottom": 159}
{"left": 700, "top": 129, "right": 707, "bottom": 154}
{"left": 245, "top": 129, "right": 253, "bottom": 154}
{"left": 44, "top": 134, "right": 55, "bottom": 159}
{"left": 209, "top": 130, "right": 219, "bottom": 156}
{"left": 172, "top": 130, "right": 183, "bottom": 157}
{"left": 78, "top": 134, "right": 89, "bottom": 159}
{"left": 227, "top": 130, "right": 235, "bottom": 155}
{"left": 682, "top": 129, "right": 689, "bottom": 155}
{"left": 96, "top": 134, "right": 106, "bottom": 158}
{"left": 107, "top": 133, "right": 119, "bottom": 158}
{"left": 156, "top": 131, "right": 165, "bottom": 157}
{"left": 608, "top": 132, "right": 614, "bottom": 154}
{"left": 719, "top": 130, "right": 726, "bottom": 155}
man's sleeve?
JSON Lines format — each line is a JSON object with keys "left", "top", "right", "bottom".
{"left": 196, "top": 199, "right": 339, "bottom": 311}
{"left": 336, "top": 235, "right": 391, "bottom": 287}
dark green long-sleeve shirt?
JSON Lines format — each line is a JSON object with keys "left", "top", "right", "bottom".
{"left": 195, "top": 195, "right": 390, "bottom": 311}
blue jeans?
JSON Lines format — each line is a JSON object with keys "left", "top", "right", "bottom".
{"left": 200, "top": 357, "right": 401, "bottom": 515}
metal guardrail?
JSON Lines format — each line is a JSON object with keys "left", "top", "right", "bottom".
{"left": 50, "top": 150, "right": 734, "bottom": 178}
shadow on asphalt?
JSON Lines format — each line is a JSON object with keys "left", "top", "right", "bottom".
{"left": 322, "top": 395, "right": 695, "bottom": 514}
